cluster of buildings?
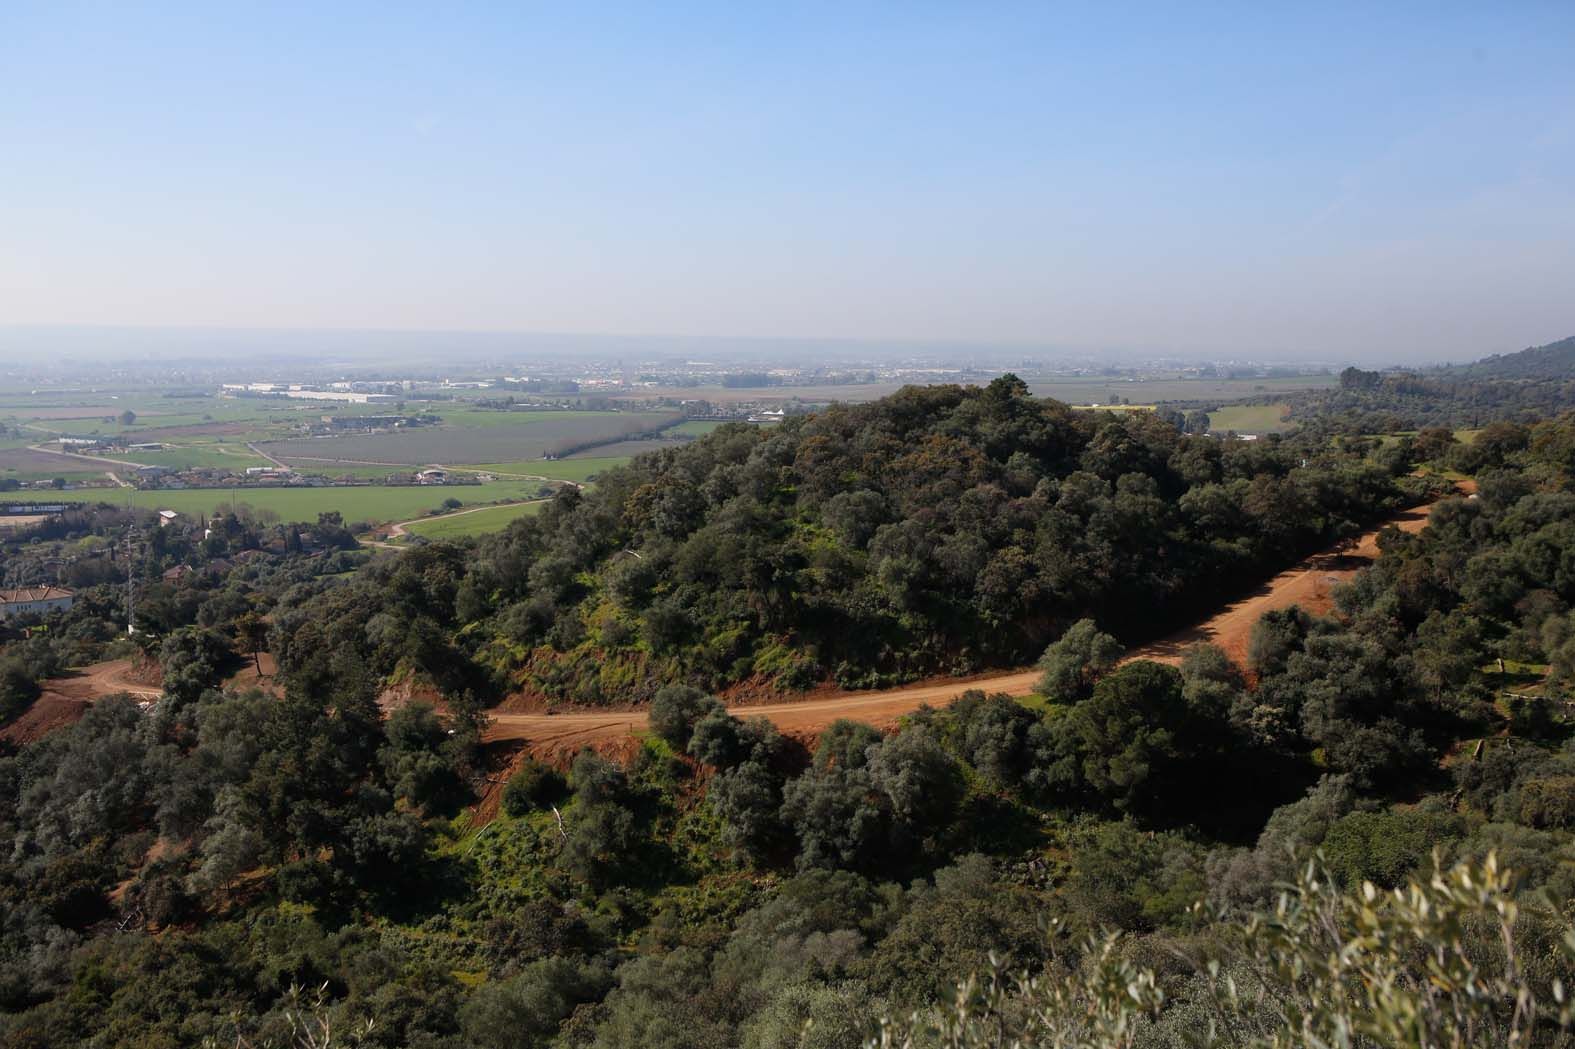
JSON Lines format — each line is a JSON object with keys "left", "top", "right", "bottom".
{"left": 221, "top": 383, "right": 399, "bottom": 404}
{"left": 131, "top": 464, "right": 322, "bottom": 490}
{"left": 132, "top": 462, "right": 466, "bottom": 491}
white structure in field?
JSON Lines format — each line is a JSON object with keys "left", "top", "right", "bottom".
{"left": 0, "top": 586, "right": 75, "bottom": 619}
{"left": 220, "top": 384, "right": 396, "bottom": 404}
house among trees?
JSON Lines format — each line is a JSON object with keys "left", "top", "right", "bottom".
{"left": 0, "top": 585, "right": 75, "bottom": 619}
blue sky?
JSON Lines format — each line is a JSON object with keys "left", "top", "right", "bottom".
{"left": 2, "top": 2, "right": 1572, "bottom": 362}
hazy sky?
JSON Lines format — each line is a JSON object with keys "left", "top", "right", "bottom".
{"left": 2, "top": 2, "right": 1572, "bottom": 362}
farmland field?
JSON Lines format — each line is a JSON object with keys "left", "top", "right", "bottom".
{"left": 418, "top": 407, "right": 642, "bottom": 429}
{"left": 1208, "top": 403, "right": 1293, "bottom": 433}
{"left": 400, "top": 500, "right": 545, "bottom": 540}
{"left": 466, "top": 457, "right": 632, "bottom": 483}
{"left": 274, "top": 461, "right": 430, "bottom": 480}
{"left": 254, "top": 409, "right": 681, "bottom": 465}
{"left": 0, "top": 446, "right": 111, "bottom": 481}
{"left": 102, "top": 444, "right": 273, "bottom": 471}
{"left": 565, "top": 437, "right": 686, "bottom": 459}
{"left": 459, "top": 458, "right": 625, "bottom": 482}
{"left": 38, "top": 480, "right": 545, "bottom": 525}
{"left": 670, "top": 420, "right": 733, "bottom": 437}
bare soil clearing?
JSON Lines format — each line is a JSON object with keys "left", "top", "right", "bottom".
{"left": 487, "top": 489, "right": 1464, "bottom": 755}
{"left": 45, "top": 658, "right": 164, "bottom": 701}
{"left": 4, "top": 658, "right": 163, "bottom": 745}
{"left": 0, "top": 695, "right": 92, "bottom": 746}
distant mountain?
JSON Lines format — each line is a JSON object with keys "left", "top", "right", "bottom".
{"left": 1451, "top": 334, "right": 1575, "bottom": 380}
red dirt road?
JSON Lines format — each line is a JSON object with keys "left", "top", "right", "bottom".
{"left": 487, "top": 491, "right": 1460, "bottom": 752}
{"left": 8, "top": 490, "right": 1460, "bottom": 756}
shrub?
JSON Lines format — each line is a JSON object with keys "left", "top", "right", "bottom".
{"left": 648, "top": 684, "right": 722, "bottom": 749}
{"left": 503, "top": 760, "right": 568, "bottom": 817}
{"left": 0, "top": 662, "right": 40, "bottom": 723}
{"left": 1034, "top": 619, "right": 1122, "bottom": 701}
{"left": 870, "top": 855, "right": 1575, "bottom": 1049}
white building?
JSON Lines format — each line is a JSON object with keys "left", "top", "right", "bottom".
{"left": 0, "top": 586, "right": 74, "bottom": 619}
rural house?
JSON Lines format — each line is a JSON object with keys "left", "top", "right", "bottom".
{"left": 0, "top": 586, "right": 75, "bottom": 619}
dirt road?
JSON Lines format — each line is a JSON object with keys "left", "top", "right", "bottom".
{"left": 1119, "top": 496, "right": 1443, "bottom": 667}
{"left": 43, "top": 659, "right": 164, "bottom": 701}
{"left": 247, "top": 442, "right": 289, "bottom": 469}
{"left": 18, "top": 490, "right": 1459, "bottom": 755}
{"left": 486, "top": 492, "right": 1458, "bottom": 751}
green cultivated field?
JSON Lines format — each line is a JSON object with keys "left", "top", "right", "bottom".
{"left": 400, "top": 500, "right": 545, "bottom": 540}
{"left": 670, "top": 419, "right": 732, "bottom": 437}
{"left": 41, "top": 479, "right": 544, "bottom": 524}
{"left": 466, "top": 457, "right": 631, "bottom": 483}
{"left": 1208, "top": 403, "right": 1293, "bottom": 433}
{"left": 103, "top": 443, "right": 273, "bottom": 471}
{"left": 256, "top": 409, "right": 681, "bottom": 465}
{"left": 565, "top": 437, "right": 685, "bottom": 459}
{"left": 275, "top": 461, "right": 422, "bottom": 480}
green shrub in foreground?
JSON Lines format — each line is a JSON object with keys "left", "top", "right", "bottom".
{"left": 870, "top": 853, "right": 1575, "bottom": 1049}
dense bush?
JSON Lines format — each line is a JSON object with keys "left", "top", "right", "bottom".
{"left": 502, "top": 759, "right": 568, "bottom": 817}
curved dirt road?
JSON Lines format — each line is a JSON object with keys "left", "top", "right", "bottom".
{"left": 487, "top": 492, "right": 1458, "bottom": 751}
{"left": 41, "top": 659, "right": 163, "bottom": 701}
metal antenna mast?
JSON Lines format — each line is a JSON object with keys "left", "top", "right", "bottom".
{"left": 125, "top": 526, "right": 136, "bottom": 635}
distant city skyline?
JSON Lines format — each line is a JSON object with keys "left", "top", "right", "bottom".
{"left": 2, "top": 3, "right": 1572, "bottom": 362}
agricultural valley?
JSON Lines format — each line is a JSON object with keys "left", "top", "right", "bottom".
{"left": 3, "top": 337, "right": 1575, "bottom": 1048}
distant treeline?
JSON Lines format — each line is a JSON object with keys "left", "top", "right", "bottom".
{"left": 1194, "top": 335, "right": 1575, "bottom": 433}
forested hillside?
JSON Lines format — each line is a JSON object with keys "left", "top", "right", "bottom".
{"left": 1257, "top": 334, "right": 1575, "bottom": 432}
{"left": 3, "top": 400, "right": 1575, "bottom": 1048}
{"left": 1454, "top": 334, "right": 1575, "bottom": 380}
{"left": 271, "top": 378, "right": 1414, "bottom": 703}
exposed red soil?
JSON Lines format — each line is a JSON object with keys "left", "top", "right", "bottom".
{"left": 377, "top": 677, "right": 447, "bottom": 714}
{"left": 0, "top": 694, "right": 92, "bottom": 746}
{"left": 46, "top": 657, "right": 163, "bottom": 699}
{"left": 5, "top": 657, "right": 162, "bottom": 744}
